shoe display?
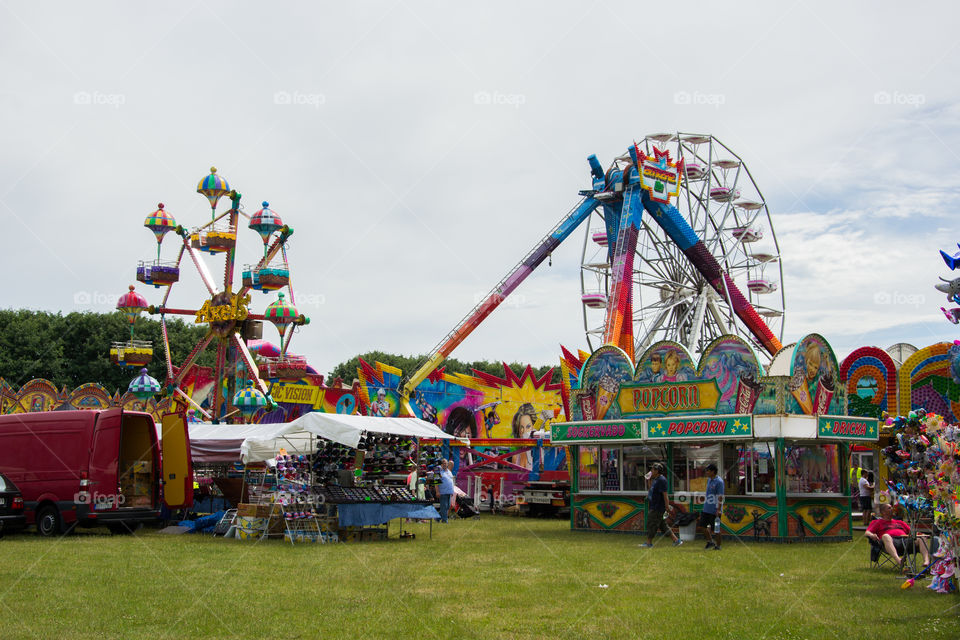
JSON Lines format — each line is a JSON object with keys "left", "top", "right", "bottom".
{"left": 705, "top": 541, "right": 715, "bottom": 549}
{"left": 639, "top": 543, "right": 653, "bottom": 548}
{"left": 713, "top": 545, "right": 722, "bottom": 551}
{"left": 673, "top": 539, "right": 683, "bottom": 546}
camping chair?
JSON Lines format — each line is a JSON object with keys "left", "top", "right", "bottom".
{"left": 868, "top": 535, "right": 937, "bottom": 574}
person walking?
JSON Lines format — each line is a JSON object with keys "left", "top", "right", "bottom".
{"left": 641, "top": 462, "right": 682, "bottom": 548}
{"left": 701, "top": 463, "right": 724, "bottom": 550}
{"left": 858, "top": 471, "right": 875, "bottom": 527}
{"left": 438, "top": 459, "right": 455, "bottom": 523}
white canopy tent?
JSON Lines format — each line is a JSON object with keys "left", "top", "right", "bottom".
{"left": 240, "top": 413, "right": 459, "bottom": 463}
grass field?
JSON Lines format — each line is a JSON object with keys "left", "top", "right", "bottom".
{"left": 0, "top": 517, "right": 957, "bottom": 640}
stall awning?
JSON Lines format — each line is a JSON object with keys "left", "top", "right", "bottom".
{"left": 240, "top": 413, "right": 457, "bottom": 463}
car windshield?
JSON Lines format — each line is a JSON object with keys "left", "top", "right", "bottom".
{"left": 0, "top": 475, "right": 12, "bottom": 492}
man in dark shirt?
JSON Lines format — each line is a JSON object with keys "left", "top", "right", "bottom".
{"left": 641, "top": 463, "right": 681, "bottom": 547}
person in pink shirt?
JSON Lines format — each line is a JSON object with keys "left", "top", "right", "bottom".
{"left": 865, "top": 504, "right": 930, "bottom": 569}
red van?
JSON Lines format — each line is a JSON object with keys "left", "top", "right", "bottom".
{"left": 0, "top": 409, "right": 166, "bottom": 535}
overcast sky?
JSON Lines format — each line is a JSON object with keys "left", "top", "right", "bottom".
{"left": 2, "top": 1, "right": 958, "bottom": 376}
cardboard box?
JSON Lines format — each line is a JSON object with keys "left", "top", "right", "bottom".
{"left": 237, "top": 503, "right": 274, "bottom": 518}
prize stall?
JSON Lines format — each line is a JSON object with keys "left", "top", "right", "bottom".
{"left": 234, "top": 413, "right": 456, "bottom": 543}
{"left": 557, "top": 334, "right": 878, "bottom": 542}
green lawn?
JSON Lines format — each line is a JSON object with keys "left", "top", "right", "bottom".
{"left": 0, "top": 517, "right": 957, "bottom": 639}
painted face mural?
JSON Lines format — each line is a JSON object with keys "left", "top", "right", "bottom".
{"left": 788, "top": 335, "right": 837, "bottom": 415}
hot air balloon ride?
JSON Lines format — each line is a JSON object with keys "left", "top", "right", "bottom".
{"left": 259, "top": 292, "right": 310, "bottom": 380}
{"left": 137, "top": 203, "right": 180, "bottom": 287}
{"left": 242, "top": 201, "right": 290, "bottom": 291}
{"left": 232, "top": 382, "right": 270, "bottom": 418}
{"left": 190, "top": 167, "right": 237, "bottom": 253}
{"left": 127, "top": 367, "right": 161, "bottom": 411}
{"left": 110, "top": 286, "right": 153, "bottom": 368}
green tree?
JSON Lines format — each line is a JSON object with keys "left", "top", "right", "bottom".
{"left": 328, "top": 352, "right": 556, "bottom": 385}
{"left": 0, "top": 310, "right": 216, "bottom": 393}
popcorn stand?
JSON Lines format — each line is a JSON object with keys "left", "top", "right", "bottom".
{"left": 555, "top": 334, "right": 878, "bottom": 541}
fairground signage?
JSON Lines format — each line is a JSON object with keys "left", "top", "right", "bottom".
{"left": 551, "top": 420, "right": 644, "bottom": 444}
{"left": 617, "top": 380, "right": 721, "bottom": 417}
{"left": 646, "top": 415, "right": 753, "bottom": 440}
{"left": 817, "top": 416, "right": 878, "bottom": 441}
{"left": 270, "top": 384, "right": 323, "bottom": 407}
{"left": 639, "top": 146, "right": 684, "bottom": 205}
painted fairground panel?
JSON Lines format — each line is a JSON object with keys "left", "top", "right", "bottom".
{"left": 786, "top": 498, "right": 852, "bottom": 539}
{"left": 357, "top": 358, "right": 566, "bottom": 477}
{"left": 6, "top": 378, "right": 62, "bottom": 413}
{"left": 571, "top": 345, "right": 634, "bottom": 421}
{"left": 840, "top": 346, "right": 897, "bottom": 419}
{"left": 784, "top": 334, "right": 845, "bottom": 416}
{"left": 572, "top": 495, "right": 646, "bottom": 532}
{"left": 258, "top": 374, "right": 362, "bottom": 423}
{"left": 896, "top": 342, "right": 960, "bottom": 423}
{"left": 718, "top": 497, "right": 778, "bottom": 540}
{"left": 569, "top": 336, "right": 764, "bottom": 420}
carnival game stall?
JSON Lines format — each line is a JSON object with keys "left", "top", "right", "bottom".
{"left": 557, "top": 334, "right": 877, "bottom": 542}
{"left": 232, "top": 413, "right": 456, "bottom": 543}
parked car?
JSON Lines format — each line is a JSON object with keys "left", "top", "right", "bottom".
{"left": 0, "top": 472, "right": 26, "bottom": 535}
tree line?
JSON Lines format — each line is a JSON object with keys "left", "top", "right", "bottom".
{"left": 0, "top": 310, "right": 557, "bottom": 394}
{"left": 0, "top": 309, "right": 213, "bottom": 393}
{"left": 327, "top": 351, "right": 557, "bottom": 385}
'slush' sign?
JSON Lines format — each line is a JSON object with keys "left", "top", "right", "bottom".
{"left": 647, "top": 415, "right": 752, "bottom": 440}
{"left": 817, "top": 416, "right": 878, "bottom": 441}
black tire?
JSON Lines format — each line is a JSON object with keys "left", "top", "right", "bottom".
{"left": 107, "top": 522, "right": 142, "bottom": 535}
{"left": 36, "top": 505, "right": 62, "bottom": 537}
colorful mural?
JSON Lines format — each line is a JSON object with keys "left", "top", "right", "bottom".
{"left": 896, "top": 342, "right": 960, "bottom": 423}
{"left": 785, "top": 334, "right": 843, "bottom": 416}
{"left": 840, "top": 346, "right": 897, "bottom": 418}
{"left": 568, "top": 336, "right": 764, "bottom": 420}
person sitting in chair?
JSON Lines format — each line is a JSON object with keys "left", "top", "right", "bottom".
{"left": 865, "top": 503, "right": 930, "bottom": 569}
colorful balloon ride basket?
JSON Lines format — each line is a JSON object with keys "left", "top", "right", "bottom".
{"left": 190, "top": 223, "right": 237, "bottom": 253}
{"left": 136, "top": 260, "right": 180, "bottom": 287}
{"left": 259, "top": 355, "right": 309, "bottom": 381}
{"left": 242, "top": 264, "right": 290, "bottom": 291}
{"left": 233, "top": 383, "right": 270, "bottom": 418}
{"left": 110, "top": 340, "right": 153, "bottom": 368}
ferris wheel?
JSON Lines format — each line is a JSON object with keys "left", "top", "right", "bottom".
{"left": 132, "top": 168, "right": 309, "bottom": 422}
{"left": 579, "top": 133, "right": 786, "bottom": 357}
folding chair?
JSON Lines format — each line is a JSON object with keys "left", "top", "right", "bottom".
{"left": 868, "top": 537, "right": 898, "bottom": 570}
{"left": 869, "top": 535, "right": 935, "bottom": 575}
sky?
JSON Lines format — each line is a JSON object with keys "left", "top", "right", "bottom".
{"left": 1, "top": 1, "right": 958, "bottom": 378}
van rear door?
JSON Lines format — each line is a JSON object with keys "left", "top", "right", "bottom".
{"left": 160, "top": 411, "right": 193, "bottom": 509}
{"left": 89, "top": 409, "right": 123, "bottom": 511}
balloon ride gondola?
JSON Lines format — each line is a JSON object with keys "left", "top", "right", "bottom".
{"left": 258, "top": 292, "right": 310, "bottom": 380}
{"left": 127, "top": 367, "right": 161, "bottom": 410}
{"left": 110, "top": 285, "right": 153, "bottom": 367}
{"left": 242, "top": 201, "right": 291, "bottom": 291}
{"left": 137, "top": 203, "right": 181, "bottom": 287}
{"left": 129, "top": 167, "right": 308, "bottom": 422}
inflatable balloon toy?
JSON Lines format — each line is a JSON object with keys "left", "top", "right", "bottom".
{"left": 935, "top": 276, "right": 960, "bottom": 301}
{"left": 940, "top": 243, "right": 960, "bottom": 270}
